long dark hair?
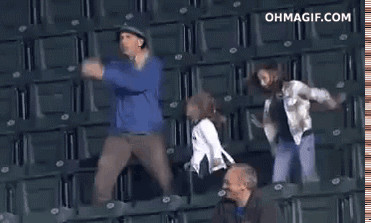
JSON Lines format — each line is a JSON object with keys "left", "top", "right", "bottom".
{"left": 187, "top": 91, "right": 226, "bottom": 131}
{"left": 247, "top": 63, "right": 286, "bottom": 95}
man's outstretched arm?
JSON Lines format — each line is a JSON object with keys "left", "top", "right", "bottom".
{"left": 81, "top": 58, "right": 104, "bottom": 80}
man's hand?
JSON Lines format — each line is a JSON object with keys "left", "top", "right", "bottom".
{"left": 81, "top": 58, "right": 104, "bottom": 80}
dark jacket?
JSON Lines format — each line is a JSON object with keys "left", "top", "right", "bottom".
{"left": 211, "top": 189, "right": 281, "bottom": 223}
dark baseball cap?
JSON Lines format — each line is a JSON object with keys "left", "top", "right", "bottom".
{"left": 119, "top": 13, "right": 149, "bottom": 40}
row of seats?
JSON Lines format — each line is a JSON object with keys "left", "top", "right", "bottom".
{"left": 0, "top": 128, "right": 364, "bottom": 182}
{"left": 0, "top": 175, "right": 363, "bottom": 223}
{"left": 0, "top": 50, "right": 364, "bottom": 107}
{"left": 0, "top": 84, "right": 364, "bottom": 130}
{"left": 0, "top": 38, "right": 364, "bottom": 92}
{"left": 0, "top": 130, "right": 363, "bottom": 182}
{"left": 0, "top": 25, "right": 364, "bottom": 72}
{"left": 0, "top": 0, "right": 360, "bottom": 32}
{"left": 0, "top": 1, "right": 364, "bottom": 223}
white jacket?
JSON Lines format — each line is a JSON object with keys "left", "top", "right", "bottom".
{"left": 190, "top": 118, "right": 235, "bottom": 175}
{"left": 263, "top": 80, "right": 337, "bottom": 146}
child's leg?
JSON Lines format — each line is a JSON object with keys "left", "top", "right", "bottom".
{"left": 299, "top": 134, "right": 319, "bottom": 183}
{"left": 272, "top": 139, "right": 294, "bottom": 183}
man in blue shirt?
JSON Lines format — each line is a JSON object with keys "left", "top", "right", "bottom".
{"left": 82, "top": 15, "right": 173, "bottom": 206}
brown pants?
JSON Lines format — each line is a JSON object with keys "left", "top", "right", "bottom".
{"left": 92, "top": 134, "right": 173, "bottom": 205}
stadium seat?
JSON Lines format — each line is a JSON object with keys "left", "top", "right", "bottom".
{"left": 292, "top": 195, "right": 339, "bottom": 223}
{"left": 262, "top": 183, "right": 299, "bottom": 200}
{"left": 254, "top": 0, "right": 294, "bottom": 9}
{"left": 77, "top": 124, "right": 109, "bottom": 160}
{"left": 149, "top": 23, "right": 196, "bottom": 67}
{"left": 251, "top": 9, "right": 295, "bottom": 46}
{"left": 0, "top": 0, "right": 32, "bottom": 38}
{"left": 130, "top": 165, "right": 162, "bottom": 201}
{"left": 70, "top": 171, "right": 96, "bottom": 207}
{"left": 239, "top": 152, "right": 274, "bottom": 186}
{"left": 15, "top": 176, "right": 67, "bottom": 214}
{"left": 351, "top": 192, "right": 364, "bottom": 223}
{"left": 187, "top": 190, "right": 221, "bottom": 208}
{"left": 124, "top": 214, "right": 164, "bottom": 223}
{"left": 84, "top": 80, "right": 113, "bottom": 123}
{"left": 163, "top": 118, "right": 184, "bottom": 149}
{"left": 192, "top": 63, "right": 237, "bottom": 97}
{"left": 87, "top": 30, "right": 121, "bottom": 58}
{"left": 196, "top": 16, "right": 243, "bottom": 61}
{"left": 172, "top": 167, "right": 192, "bottom": 197}
{"left": 0, "top": 87, "right": 18, "bottom": 127}
{"left": 180, "top": 208, "right": 214, "bottom": 223}
{"left": 301, "top": 50, "right": 349, "bottom": 90}
{"left": 0, "top": 183, "right": 7, "bottom": 213}
{"left": 274, "top": 199, "right": 293, "bottom": 223}
{"left": 311, "top": 109, "right": 346, "bottom": 130}
{"left": 0, "top": 41, "right": 25, "bottom": 84}
{"left": 315, "top": 145, "right": 343, "bottom": 181}
{"left": 344, "top": 144, "right": 364, "bottom": 180}
{"left": 150, "top": 23, "right": 187, "bottom": 57}
{"left": 24, "top": 129, "right": 67, "bottom": 175}
{"left": 34, "top": 35, "right": 81, "bottom": 71}
{"left": 159, "top": 68, "right": 183, "bottom": 108}
{"left": 351, "top": 96, "right": 365, "bottom": 129}
{"left": 165, "top": 118, "right": 190, "bottom": 163}
{"left": 145, "top": 0, "right": 193, "bottom": 22}
{"left": 304, "top": 4, "right": 353, "bottom": 40}
{"left": 0, "top": 135, "right": 16, "bottom": 169}
{"left": 29, "top": 80, "right": 75, "bottom": 127}
{"left": 241, "top": 107, "right": 271, "bottom": 152}
{"left": 197, "top": 0, "right": 251, "bottom": 16}
{"left": 91, "top": 0, "right": 137, "bottom": 28}
{"left": 218, "top": 110, "right": 243, "bottom": 145}
{"left": 66, "top": 219, "right": 120, "bottom": 223}
{"left": 37, "top": 0, "right": 88, "bottom": 30}
{"left": 0, "top": 135, "right": 23, "bottom": 182}
{"left": 70, "top": 172, "right": 127, "bottom": 220}
{"left": 357, "top": 47, "right": 365, "bottom": 86}
{"left": 190, "top": 169, "right": 225, "bottom": 198}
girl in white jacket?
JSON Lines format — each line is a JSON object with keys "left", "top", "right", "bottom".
{"left": 185, "top": 92, "right": 235, "bottom": 178}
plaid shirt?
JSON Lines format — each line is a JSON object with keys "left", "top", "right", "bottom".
{"left": 263, "top": 80, "right": 336, "bottom": 146}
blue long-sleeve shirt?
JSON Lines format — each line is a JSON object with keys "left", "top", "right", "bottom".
{"left": 102, "top": 56, "right": 164, "bottom": 134}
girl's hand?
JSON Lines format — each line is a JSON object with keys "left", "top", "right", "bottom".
{"left": 250, "top": 114, "right": 264, "bottom": 128}
{"left": 327, "top": 93, "right": 346, "bottom": 110}
{"left": 213, "top": 158, "right": 223, "bottom": 167}
{"left": 183, "top": 162, "right": 191, "bottom": 171}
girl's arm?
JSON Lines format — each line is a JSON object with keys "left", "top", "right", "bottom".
{"left": 289, "top": 80, "right": 345, "bottom": 109}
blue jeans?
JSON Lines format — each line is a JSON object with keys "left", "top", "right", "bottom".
{"left": 272, "top": 133, "right": 319, "bottom": 183}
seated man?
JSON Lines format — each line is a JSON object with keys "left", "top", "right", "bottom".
{"left": 212, "top": 163, "right": 282, "bottom": 223}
